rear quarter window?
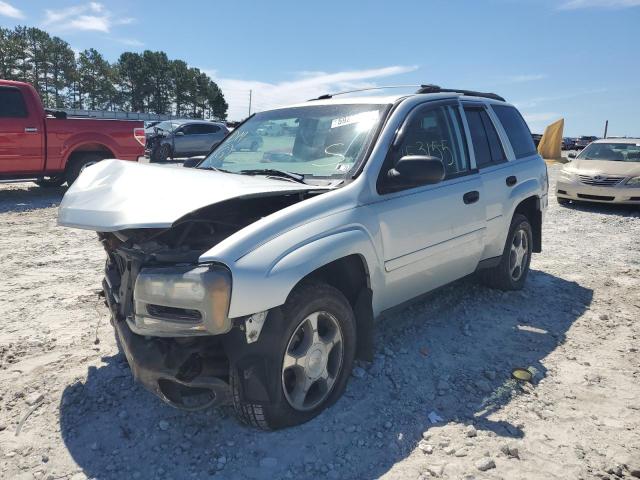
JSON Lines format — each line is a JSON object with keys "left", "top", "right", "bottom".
{"left": 0, "top": 87, "right": 28, "bottom": 118}
{"left": 492, "top": 105, "right": 537, "bottom": 159}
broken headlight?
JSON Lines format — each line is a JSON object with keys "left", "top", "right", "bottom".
{"left": 132, "top": 264, "right": 232, "bottom": 337}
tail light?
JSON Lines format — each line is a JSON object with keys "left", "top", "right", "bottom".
{"left": 133, "top": 128, "right": 146, "bottom": 146}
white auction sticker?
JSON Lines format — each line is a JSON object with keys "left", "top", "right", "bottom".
{"left": 331, "top": 110, "right": 379, "bottom": 129}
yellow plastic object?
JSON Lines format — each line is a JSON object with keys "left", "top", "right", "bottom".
{"left": 537, "top": 118, "right": 564, "bottom": 161}
{"left": 511, "top": 368, "right": 533, "bottom": 382}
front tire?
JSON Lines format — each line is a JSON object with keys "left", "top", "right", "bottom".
{"left": 230, "top": 282, "right": 356, "bottom": 430}
{"left": 154, "top": 144, "right": 172, "bottom": 162}
{"left": 479, "top": 213, "right": 533, "bottom": 291}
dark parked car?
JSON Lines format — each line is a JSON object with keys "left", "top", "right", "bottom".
{"left": 575, "top": 135, "right": 598, "bottom": 150}
{"left": 146, "top": 120, "right": 229, "bottom": 162}
{"left": 562, "top": 137, "right": 576, "bottom": 150}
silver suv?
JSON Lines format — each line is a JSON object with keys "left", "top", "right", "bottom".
{"left": 59, "top": 85, "right": 548, "bottom": 429}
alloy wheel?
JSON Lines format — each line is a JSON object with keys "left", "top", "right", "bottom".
{"left": 281, "top": 311, "right": 344, "bottom": 411}
{"left": 509, "top": 228, "right": 529, "bottom": 281}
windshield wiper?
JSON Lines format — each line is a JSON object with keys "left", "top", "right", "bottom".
{"left": 238, "top": 169, "right": 306, "bottom": 184}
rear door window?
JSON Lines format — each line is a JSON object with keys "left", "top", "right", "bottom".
{"left": 463, "top": 106, "right": 506, "bottom": 167}
{"left": 492, "top": 105, "right": 536, "bottom": 158}
{"left": 0, "top": 87, "right": 28, "bottom": 118}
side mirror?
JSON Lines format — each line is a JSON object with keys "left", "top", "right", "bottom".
{"left": 183, "top": 157, "right": 204, "bottom": 168}
{"left": 387, "top": 155, "right": 445, "bottom": 187}
{"left": 568, "top": 152, "right": 577, "bottom": 159}
{"left": 175, "top": 131, "right": 185, "bottom": 136}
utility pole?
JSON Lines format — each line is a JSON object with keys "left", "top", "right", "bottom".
{"left": 603, "top": 120, "right": 608, "bottom": 139}
{"left": 248, "top": 90, "right": 252, "bottom": 117}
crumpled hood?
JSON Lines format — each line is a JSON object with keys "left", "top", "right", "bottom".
{"left": 58, "top": 160, "right": 320, "bottom": 232}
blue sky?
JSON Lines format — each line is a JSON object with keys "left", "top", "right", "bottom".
{"left": 1, "top": 0, "right": 638, "bottom": 135}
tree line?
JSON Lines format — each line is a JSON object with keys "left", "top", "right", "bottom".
{"left": 0, "top": 26, "right": 228, "bottom": 119}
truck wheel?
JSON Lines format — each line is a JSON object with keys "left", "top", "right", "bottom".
{"left": 479, "top": 213, "right": 533, "bottom": 291}
{"left": 35, "top": 175, "right": 65, "bottom": 188}
{"left": 65, "top": 153, "right": 103, "bottom": 186}
{"left": 230, "top": 282, "right": 356, "bottom": 430}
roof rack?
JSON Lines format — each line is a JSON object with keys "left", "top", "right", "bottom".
{"left": 415, "top": 84, "right": 506, "bottom": 102}
{"left": 310, "top": 85, "right": 423, "bottom": 101}
{"left": 310, "top": 84, "right": 506, "bottom": 102}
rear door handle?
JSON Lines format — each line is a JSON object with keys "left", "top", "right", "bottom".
{"left": 463, "top": 190, "right": 480, "bottom": 204}
{"left": 506, "top": 175, "right": 517, "bottom": 187}
{"left": 24, "top": 127, "right": 38, "bottom": 133}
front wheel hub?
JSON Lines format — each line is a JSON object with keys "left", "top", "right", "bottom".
{"left": 281, "top": 311, "right": 344, "bottom": 411}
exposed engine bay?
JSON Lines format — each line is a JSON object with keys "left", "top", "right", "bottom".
{"left": 98, "top": 192, "right": 316, "bottom": 410}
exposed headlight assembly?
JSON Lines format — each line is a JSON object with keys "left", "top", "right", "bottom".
{"left": 625, "top": 176, "right": 640, "bottom": 186}
{"left": 132, "top": 264, "right": 232, "bottom": 337}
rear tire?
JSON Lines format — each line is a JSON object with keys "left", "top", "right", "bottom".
{"left": 65, "top": 153, "right": 103, "bottom": 186}
{"left": 479, "top": 213, "right": 533, "bottom": 291}
{"left": 230, "top": 282, "right": 356, "bottom": 430}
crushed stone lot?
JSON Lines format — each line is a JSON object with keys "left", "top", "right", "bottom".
{"left": 1, "top": 164, "right": 639, "bottom": 480}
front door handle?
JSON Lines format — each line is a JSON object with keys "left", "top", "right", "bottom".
{"left": 463, "top": 190, "right": 480, "bottom": 204}
{"left": 24, "top": 127, "right": 38, "bottom": 133}
{"left": 506, "top": 175, "right": 517, "bottom": 187}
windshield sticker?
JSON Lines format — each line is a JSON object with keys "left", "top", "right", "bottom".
{"left": 330, "top": 110, "right": 379, "bottom": 129}
{"left": 335, "top": 163, "right": 351, "bottom": 172}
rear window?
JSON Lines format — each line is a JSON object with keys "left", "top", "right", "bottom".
{"left": 464, "top": 107, "right": 506, "bottom": 167}
{"left": 0, "top": 87, "right": 28, "bottom": 118}
{"left": 492, "top": 105, "right": 537, "bottom": 158}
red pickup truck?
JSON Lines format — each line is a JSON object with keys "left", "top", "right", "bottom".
{"left": 0, "top": 80, "right": 145, "bottom": 187}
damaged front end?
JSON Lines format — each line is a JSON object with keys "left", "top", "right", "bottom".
{"left": 58, "top": 159, "right": 324, "bottom": 410}
{"left": 99, "top": 194, "right": 310, "bottom": 410}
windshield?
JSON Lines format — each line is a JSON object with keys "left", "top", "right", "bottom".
{"left": 577, "top": 142, "right": 640, "bottom": 162}
{"left": 198, "top": 104, "right": 387, "bottom": 179}
{"left": 155, "top": 120, "right": 182, "bottom": 133}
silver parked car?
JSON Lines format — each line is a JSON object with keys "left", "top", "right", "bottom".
{"left": 58, "top": 85, "right": 548, "bottom": 429}
{"left": 146, "top": 119, "right": 229, "bottom": 161}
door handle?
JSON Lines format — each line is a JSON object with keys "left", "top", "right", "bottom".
{"left": 463, "top": 190, "right": 480, "bottom": 204}
{"left": 24, "top": 127, "right": 38, "bottom": 133}
{"left": 506, "top": 175, "right": 517, "bottom": 187}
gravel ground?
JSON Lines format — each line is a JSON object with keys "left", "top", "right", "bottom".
{"left": 0, "top": 164, "right": 639, "bottom": 480}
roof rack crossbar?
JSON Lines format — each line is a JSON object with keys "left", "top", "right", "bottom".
{"left": 416, "top": 84, "right": 506, "bottom": 102}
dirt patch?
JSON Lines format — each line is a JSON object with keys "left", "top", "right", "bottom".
{"left": 1, "top": 166, "right": 639, "bottom": 480}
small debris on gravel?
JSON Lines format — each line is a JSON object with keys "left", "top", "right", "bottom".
{"left": 475, "top": 457, "right": 496, "bottom": 471}
{"left": 500, "top": 443, "right": 520, "bottom": 459}
{"left": 465, "top": 425, "right": 477, "bottom": 438}
{"left": 25, "top": 392, "right": 44, "bottom": 406}
{"left": 428, "top": 411, "right": 444, "bottom": 424}
{"left": 351, "top": 366, "right": 366, "bottom": 378}
{"left": 158, "top": 420, "right": 169, "bottom": 431}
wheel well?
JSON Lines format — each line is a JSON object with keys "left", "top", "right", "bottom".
{"left": 514, "top": 196, "right": 542, "bottom": 253}
{"left": 293, "top": 255, "right": 374, "bottom": 361}
{"left": 68, "top": 144, "right": 115, "bottom": 164}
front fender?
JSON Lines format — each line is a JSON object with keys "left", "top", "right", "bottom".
{"left": 226, "top": 226, "right": 382, "bottom": 318}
